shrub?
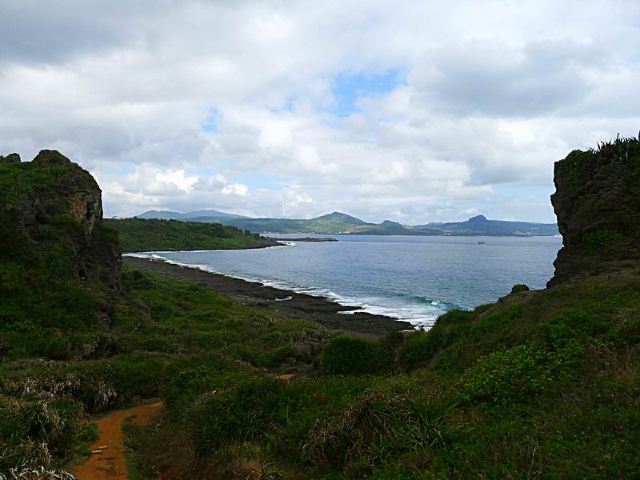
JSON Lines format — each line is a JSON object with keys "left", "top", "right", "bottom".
{"left": 460, "top": 343, "right": 585, "bottom": 406}
{"left": 511, "top": 284, "right": 530, "bottom": 294}
{"left": 320, "top": 336, "right": 391, "bottom": 375}
{"left": 398, "top": 330, "right": 441, "bottom": 371}
{"left": 0, "top": 396, "right": 80, "bottom": 471}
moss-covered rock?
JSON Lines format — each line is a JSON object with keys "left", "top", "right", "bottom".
{"left": 0, "top": 150, "right": 121, "bottom": 332}
{"left": 0, "top": 152, "right": 21, "bottom": 164}
{"left": 549, "top": 135, "right": 640, "bottom": 286}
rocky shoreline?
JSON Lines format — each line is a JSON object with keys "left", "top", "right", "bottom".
{"left": 124, "top": 256, "right": 412, "bottom": 335}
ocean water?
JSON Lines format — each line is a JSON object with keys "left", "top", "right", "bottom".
{"left": 128, "top": 235, "right": 562, "bottom": 328}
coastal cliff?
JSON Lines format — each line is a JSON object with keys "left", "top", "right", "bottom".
{"left": 0, "top": 150, "right": 121, "bottom": 330}
{"left": 549, "top": 135, "right": 640, "bottom": 286}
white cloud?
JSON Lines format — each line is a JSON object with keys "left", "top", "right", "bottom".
{"left": 156, "top": 169, "right": 199, "bottom": 192}
{"left": 1, "top": 0, "right": 639, "bottom": 223}
{"left": 222, "top": 183, "right": 249, "bottom": 196}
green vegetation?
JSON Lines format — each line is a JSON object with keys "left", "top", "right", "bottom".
{"left": 2, "top": 147, "right": 639, "bottom": 478}
{"left": 321, "top": 336, "right": 393, "bottom": 375}
{"left": 121, "top": 269, "right": 640, "bottom": 479}
{"left": 104, "top": 218, "right": 278, "bottom": 252}
{"left": 3, "top": 245, "right": 640, "bottom": 478}
{"left": 0, "top": 267, "right": 331, "bottom": 474}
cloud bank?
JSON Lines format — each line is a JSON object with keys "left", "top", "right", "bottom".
{"left": 1, "top": 0, "right": 639, "bottom": 223}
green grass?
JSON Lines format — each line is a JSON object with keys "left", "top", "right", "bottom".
{"left": 2, "top": 262, "right": 640, "bottom": 478}
{"left": 104, "top": 218, "right": 278, "bottom": 252}
{"left": 117, "top": 271, "right": 639, "bottom": 479}
{"left": 2, "top": 147, "right": 640, "bottom": 478}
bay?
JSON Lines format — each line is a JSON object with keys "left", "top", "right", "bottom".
{"left": 130, "top": 234, "right": 562, "bottom": 328}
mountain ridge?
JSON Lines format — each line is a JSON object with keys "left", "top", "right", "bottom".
{"left": 133, "top": 209, "right": 558, "bottom": 236}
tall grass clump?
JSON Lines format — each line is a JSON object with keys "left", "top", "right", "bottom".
{"left": 189, "top": 377, "right": 305, "bottom": 452}
{"left": 320, "top": 336, "right": 394, "bottom": 375}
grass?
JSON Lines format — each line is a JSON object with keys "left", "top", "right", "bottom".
{"left": 119, "top": 269, "right": 639, "bottom": 479}
{"left": 2, "top": 261, "right": 639, "bottom": 478}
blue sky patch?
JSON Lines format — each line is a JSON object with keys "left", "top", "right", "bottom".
{"left": 201, "top": 107, "right": 221, "bottom": 133}
{"left": 330, "top": 69, "right": 405, "bottom": 117}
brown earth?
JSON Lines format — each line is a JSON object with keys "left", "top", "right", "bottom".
{"left": 74, "top": 401, "right": 163, "bottom": 480}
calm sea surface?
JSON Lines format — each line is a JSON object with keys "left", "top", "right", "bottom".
{"left": 130, "top": 235, "right": 562, "bottom": 328}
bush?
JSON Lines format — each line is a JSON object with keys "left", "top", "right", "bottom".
{"left": 398, "top": 330, "right": 440, "bottom": 371}
{"left": 460, "top": 343, "right": 585, "bottom": 406}
{"left": 511, "top": 284, "right": 530, "bottom": 294}
{"left": 0, "top": 396, "right": 80, "bottom": 471}
{"left": 320, "top": 336, "right": 392, "bottom": 375}
{"left": 304, "top": 392, "right": 448, "bottom": 473}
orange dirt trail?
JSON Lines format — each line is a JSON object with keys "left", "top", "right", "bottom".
{"left": 74, "top": 401, "right": 163, "bottom": 480}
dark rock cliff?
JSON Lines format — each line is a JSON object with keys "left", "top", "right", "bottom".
{"left": 548, "top": 135, "right": 640, "bottom": 286}
{"left": 0, "top": 152, "right": 21, "bottom": 164}
{"left": 0, "top": 150, "right": 121, "bottom": 328}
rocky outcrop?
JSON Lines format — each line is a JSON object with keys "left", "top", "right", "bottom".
{"left": 548, "top": 135, "right": 640, "bottom": 286}
{"left": 0, "top": 152, "right": 21, "bottom": 164}
{"left": 0, "top": 150, "right": 121, "bottom": 325}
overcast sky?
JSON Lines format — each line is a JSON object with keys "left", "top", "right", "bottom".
{"left": 1, "top": 0, "right": 639, "bottom": 223}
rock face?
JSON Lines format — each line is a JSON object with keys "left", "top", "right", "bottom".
{"left": 0, "top": 150, "right": 121, "bottom": 325}
{"left": 0, "top": 152, "right": 21, "bottom": 164}
{"left": 30, "top": 150, "right": 105, "bottom": 239}
{"left": 548, "top": 136, "right": 640, "bottom": 286}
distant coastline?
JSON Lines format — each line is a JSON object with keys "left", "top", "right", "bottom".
{"left": 131, "top": 210, "right": 558, "bottom": 237}
{"left": 124, "top": 255, "right": 411, "bottom": 335}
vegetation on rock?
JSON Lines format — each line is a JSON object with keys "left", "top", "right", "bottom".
{"left": 550, "top": 133, "right": 640, "bottom": 285}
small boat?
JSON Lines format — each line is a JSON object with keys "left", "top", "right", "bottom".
{"left": 478, "top": 241, "right": 485, "bottom": 244}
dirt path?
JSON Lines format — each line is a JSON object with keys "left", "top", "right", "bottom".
{"left": 74, "top": 401, "right": 163, "bottom": 480}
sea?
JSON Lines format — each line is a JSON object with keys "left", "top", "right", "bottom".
{"left": 128, "top": 234, "right": 563, "bottom": 329}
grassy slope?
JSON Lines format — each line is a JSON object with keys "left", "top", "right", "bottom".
{"left": 0, "top": 267, "right": 331, "bottom": 473}
{"left": 104, "top": 218, "right": 278, "bottom": 252}
{"left": 2, "top": 261, "right": 639, "bottom": 478}
{"left": 123, "top": 270, "right": 638, "bottom": 480}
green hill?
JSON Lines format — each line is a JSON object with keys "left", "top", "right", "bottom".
{"left": 137, "top": 209, "right": 557, "bottom": 236}
{"left": 104, "top": 218, "right": 279, "bottom": 252}
{"left": 418, "top": 214, "right": 559, "bottom": 236}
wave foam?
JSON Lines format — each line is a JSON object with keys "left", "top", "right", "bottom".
{"left": 124, "top": 252, "right": 447, "bottom": 328}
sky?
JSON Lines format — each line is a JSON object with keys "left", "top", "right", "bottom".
{"left": 1, "top": 0, "right": 639, "bottom": 223}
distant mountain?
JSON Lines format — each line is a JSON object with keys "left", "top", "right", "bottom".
{"left": 210, "top": 211, "right": 374, "bottom": 234}
{"left": 131, "top": 210, "right": 558, "bottom": 236}
{"left": 137, "top": 209, "right": 247, "bottom": 221}
{"left": 414, "top": 215, "right": 559, "bottom": 236}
